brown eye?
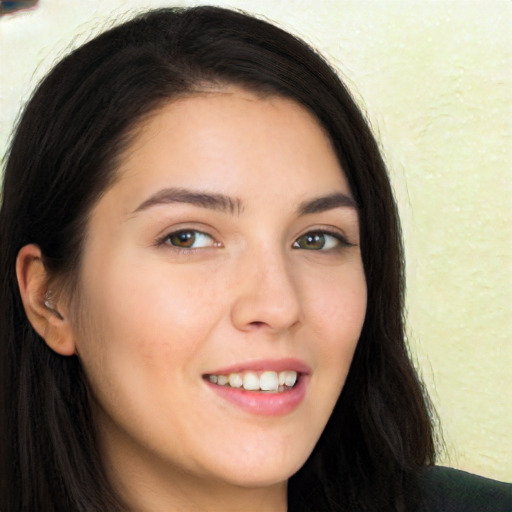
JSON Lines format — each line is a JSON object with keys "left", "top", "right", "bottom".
{"left": 293, "top": 231, "right": 348, "bottom": 251}
{"left": 294, "top": 232, "right": 327, "bottom": 250}
{"left": 165, "top": 230, "right": 215, "bottom": 249}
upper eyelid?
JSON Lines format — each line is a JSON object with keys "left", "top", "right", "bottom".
{"left": 155, "top": 223, "right": 218, "bottom": 241}
{"left": 294, "top": 226, "right": 352, "bottom": 241}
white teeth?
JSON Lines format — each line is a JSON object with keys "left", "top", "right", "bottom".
{"left": 208, "top": 370, "right": 299, "bottom": 392}
{"left": 284, "top": 371, "right": 298, "bottom": 387}
{"left": 228, "top": 373, "right": 243, "bottom": 388}
{"left": 217, "top": 375, "right": 228, "bottom": 386}
{"left": 259, "top": 371, "right": 279, "bottom": 391}
{"left": 242, "top": 372, "right": 260, "bottom": 391}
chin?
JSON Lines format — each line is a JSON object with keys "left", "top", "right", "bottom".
{"left": 215, "top": 465, "right": 299, "bottom": 489}
{"left": 199, "top": 442, "right": 311, "bottom": 489}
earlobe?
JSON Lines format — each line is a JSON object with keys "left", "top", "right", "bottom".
{"left": 16, "top": 244, "right": 76, "bottom": 356}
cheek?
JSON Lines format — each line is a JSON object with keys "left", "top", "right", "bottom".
{"left": 71, "top": 268, "right": 215, "bottom": 446}
{"left": 303, "top": 266, "right": 367, "bottom": 379}
{"left": 307, "top": 266, "right": 367, "bottom": 336}
{"left": 82, "top": 252, "right": 220, "bottom": 338}
{"left": 73, "top": 257, "right": 224, "bottom": 395}
{"left": 290, "top": 267, "right": 366, "bottom": 452}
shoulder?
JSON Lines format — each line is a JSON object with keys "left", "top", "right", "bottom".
{"left": 418, "top": 465, "right": 512, "bottom": 512}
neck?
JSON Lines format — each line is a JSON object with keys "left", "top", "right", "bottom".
{"left": 117, "top": 470, "right": 288, "bottom": 512}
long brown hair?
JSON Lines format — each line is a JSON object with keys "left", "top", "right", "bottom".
{"left": 0, "top": 7, "right": 436, "bottom": 511}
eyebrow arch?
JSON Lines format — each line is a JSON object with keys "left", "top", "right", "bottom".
{"left": 298, "top": 193, "right": 358, "bottom": 215}
{"left": 132, "top": 187, "right": 244, "bottom": 215}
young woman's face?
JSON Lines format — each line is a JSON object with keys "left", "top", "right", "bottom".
{"left": 72, "top": 87, "right": 367, "bottom": 496}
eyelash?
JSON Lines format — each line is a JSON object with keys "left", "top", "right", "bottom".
{"left": 292, "top": 230, "right": 354, "bottom": 251}
{"left": 157, "top": 228, "right": 354, "bottom": 253}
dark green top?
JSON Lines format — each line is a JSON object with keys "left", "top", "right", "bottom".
{"left": 419, "top": 466, "right": 512, "bottom": 511}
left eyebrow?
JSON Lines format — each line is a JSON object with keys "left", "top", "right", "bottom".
{"left": 298, "top": 193, "right": 358, "bottom": 215}
{"left": 131, "top": 187, "right": 244, "bottom": 215}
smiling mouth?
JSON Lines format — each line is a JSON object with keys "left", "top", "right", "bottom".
{"left": 204, "top": 370, "right": 299, "bottom": 393}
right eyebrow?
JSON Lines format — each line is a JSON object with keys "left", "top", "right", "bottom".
{"left": 131, "top": 187, "right": 244, "bottom": 216}
{"left": 298, "top": 192, "right": 358, "bottom": 215}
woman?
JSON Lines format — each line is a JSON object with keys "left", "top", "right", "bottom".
{"left": 0, "top": 6, "right": 510, "bottom": 512}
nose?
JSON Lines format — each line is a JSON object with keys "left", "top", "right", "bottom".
{"left": 230, "top": 248, "right": 301, "bottom": 333}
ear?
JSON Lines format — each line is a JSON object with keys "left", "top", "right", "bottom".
{"left": 16, "top": 244, "right": 76, "bottom": 356}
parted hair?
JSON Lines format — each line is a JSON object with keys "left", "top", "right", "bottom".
{"left": 0, "top": 6, "right": 436, "bottom": 511}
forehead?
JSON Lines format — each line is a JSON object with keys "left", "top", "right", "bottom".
{"left": 107, "top": 86, "right": 351, "bottom": 213}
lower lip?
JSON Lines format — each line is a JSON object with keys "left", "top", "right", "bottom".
{"left": 204, "top": 375, "right": 308, "bottom": 416}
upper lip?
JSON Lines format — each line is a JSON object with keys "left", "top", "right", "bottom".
{"left": 204, "top": 358, "right": 311, "bottom": 376}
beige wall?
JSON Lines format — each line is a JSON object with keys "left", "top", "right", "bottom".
{"left": 1, "top": 0, "right": 510, "bottom": 482}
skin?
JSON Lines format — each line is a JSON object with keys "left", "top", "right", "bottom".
{"left": 18, "top": 87, "right": 367, "bottom": 512}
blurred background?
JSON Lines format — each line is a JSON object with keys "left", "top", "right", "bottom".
{"left": 1, "top": 0, "right": 510, "bottom": 482}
